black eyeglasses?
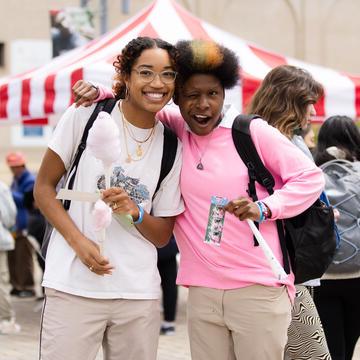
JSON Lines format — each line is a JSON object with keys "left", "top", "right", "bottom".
{"left": 132, "top": 68, "right": 177, "bottom": 84}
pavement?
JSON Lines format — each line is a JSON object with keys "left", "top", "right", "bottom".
{"left": 0, "top": 286, "right": 191, "bottom": 360}
{"left": 1, "top": 282, "right": 359, "bottom": 360}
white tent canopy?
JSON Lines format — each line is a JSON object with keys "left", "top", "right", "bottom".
{"left": 1, "top": 0, "right": 360, "bottom": 124}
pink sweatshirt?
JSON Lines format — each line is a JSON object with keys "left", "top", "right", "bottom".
{"left": 94, "top": 90, "right": 325, "bottom": 301}
{"left": 159, "top": 105, "right": 324, "bottom": 301}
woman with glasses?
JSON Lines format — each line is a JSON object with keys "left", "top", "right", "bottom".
{"left": 74, "top": 39, "right": 324, "bottom": 360}
{"left": 34, "top": 36, "right": 184, "bottom": 360}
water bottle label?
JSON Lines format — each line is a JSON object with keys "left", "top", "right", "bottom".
{"left": 204, "top": 196, "right": 228, "bottom": 246}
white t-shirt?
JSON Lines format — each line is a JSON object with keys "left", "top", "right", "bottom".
{"left": 42, "top": 102, "right": 184, "bottom": 299}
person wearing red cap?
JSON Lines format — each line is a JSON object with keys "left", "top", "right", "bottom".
{"left": 5, "top": 151, "right": 36, "bottom": 298}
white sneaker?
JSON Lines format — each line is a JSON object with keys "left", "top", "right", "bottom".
{"left": 0, "top": 319, "right": 21, "bottom": 334}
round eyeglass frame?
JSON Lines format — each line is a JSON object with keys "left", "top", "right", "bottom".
{"left": 132, "top": 68, "right": 177, "bottom": 84}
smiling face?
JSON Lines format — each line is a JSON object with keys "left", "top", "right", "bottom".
{"left": 177, "top": 74, "right": 225, "bottom": 136}
{"left": 125, "top": 48, "right": 175, "bottom": 114}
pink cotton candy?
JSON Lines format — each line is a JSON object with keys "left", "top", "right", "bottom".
{"left": 92, "top": 199, "right": 112, "bottom": 231}
{"left": 87, "top": 111, "right": 121, "bottom": 166}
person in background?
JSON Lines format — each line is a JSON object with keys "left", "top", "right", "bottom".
{"left": 51, "top": 10, "right": 90, "bottom": 57}
{"left": 73, "top": 40, "right": 324, "bottom": 360}
{"left": 300, "top": 123, "right": 316, "bottom": 152}
{"left": 0, "top": 179, "right": 21, "bottom": 334}
{"left": 5, "top": 152, "right": 35, "bottom": 298}
{"left": 34, "top": 37, "right": 183, "bottom": 360}
{"left": 23, "top": 190, "right": 46, "bottom": 297}
{"left": 314, "top": 115, "right": 360, "bottom": 360}
{"left": 247, "top": 64, "right": 331, "bottom": 360}
{"left": 157, "top": 235, "right": 179, "bottom": 335}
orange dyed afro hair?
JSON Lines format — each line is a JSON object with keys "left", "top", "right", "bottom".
{"left": 175, "top": 39, "right": 240, "bottom": 89}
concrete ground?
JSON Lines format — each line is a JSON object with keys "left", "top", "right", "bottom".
{"left": 1, "top": 260, "right": 359, "bottom": 360}
{"left": 2, "top": 288, "right": 360, "bottom": 360}
{"left": 0, "top": 286, "right": 191, "bottom": 360}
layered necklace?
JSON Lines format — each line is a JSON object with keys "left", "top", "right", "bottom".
{"left": 119, "top": 102, "right": 156, "bottom": 163}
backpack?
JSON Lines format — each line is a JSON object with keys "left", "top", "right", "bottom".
{"left": 320, "top": 159, "right": 360, "bottom": 274}
{"left": 232, "top": 115, "right": 337, "bottom": 284}
{"left": 41, "top": 98, "right": 178, "bottom": 258}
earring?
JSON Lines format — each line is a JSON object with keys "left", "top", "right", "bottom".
{"left": 124, "top": 86, "right": 129, "bottom": 100}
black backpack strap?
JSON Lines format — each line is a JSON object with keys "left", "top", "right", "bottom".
{"left": 231, "top": 114, "right": 290, "bottom": 274}
{"left": 153, "top": 125, "right": 178, "bottom": 200}
{"left": 63, "top": 98, "right": 117, "bottom": 210}
{"left": 232, "top": 115, "right": 275, "bottom": 194}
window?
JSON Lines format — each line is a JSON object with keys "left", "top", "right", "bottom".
{"left": 23, "top": 126, "right": 44, "bottom": 137}
{"left": 11, "top": 124, "right": 53, "bottom": 147}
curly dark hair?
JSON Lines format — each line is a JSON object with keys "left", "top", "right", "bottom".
{"left": 314, "top": 115, "right": 360, "bottom": 165}
{"left": 247, "top": 65, "right": 324, "bottom": 138}
{"left": 173, "top": 39, "right": 239, "bottom": 100}
{"left": 112, "top": 37, "right": 177, "bottom": 99}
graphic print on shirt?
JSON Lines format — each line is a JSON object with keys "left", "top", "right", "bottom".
{"left": 97, "top": 165, "right": 150, "bottom": 204}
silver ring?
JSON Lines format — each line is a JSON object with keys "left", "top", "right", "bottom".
{"left": 89, "top": 265, "right": 94, "bottom": 271}
{"left": 111, "top": 202, "right": 119, "bottom": 210}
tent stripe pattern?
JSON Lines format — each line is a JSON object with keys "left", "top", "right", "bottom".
{"left": 1, "top": 0, "right": 360, "bottom": 123}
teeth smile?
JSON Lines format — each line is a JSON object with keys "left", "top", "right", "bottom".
{"left": 145, "top": 92, "right": 164, "bottom": 99}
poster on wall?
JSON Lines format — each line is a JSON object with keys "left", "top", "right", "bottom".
{"left": 50, "top": 7, "right": 95, "bottom": 57}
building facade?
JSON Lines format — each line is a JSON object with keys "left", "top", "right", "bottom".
{"left": 0, "top": 0, "right": 359, "bottom": 180}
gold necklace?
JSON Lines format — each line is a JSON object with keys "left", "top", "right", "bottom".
{"left": 119, "top": 102, "right": 155, "bottom": 157}
{"left": 123, "top": 121, "right": 155, "bottom": 157}
{"left": 120, "top": 104, "right": 156, "bottom": 162}
{"left": 123, "top": 123, "right": 156, "bottom": 162}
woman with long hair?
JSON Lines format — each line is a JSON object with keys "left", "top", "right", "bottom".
{"left": 248, "top": 64, "right": 331, "bottom": 360}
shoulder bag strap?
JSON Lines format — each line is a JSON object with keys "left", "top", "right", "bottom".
{"left": 63, "top": 98, "right": 117, "bottom": 210}
{"left": 231, "top": 114, "right": 290, "bottom": 274}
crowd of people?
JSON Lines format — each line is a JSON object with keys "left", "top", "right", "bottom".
{"left": 1, "top": 35, "right": 359, "bottom": 360}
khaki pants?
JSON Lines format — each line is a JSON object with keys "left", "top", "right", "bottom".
{"left": 40, "top": 288, "right": 161, "bottom": 360}
{"left": 187, "top": 285, "right": 291, "bottom": 360}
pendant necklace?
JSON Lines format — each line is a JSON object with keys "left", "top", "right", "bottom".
{"left": 119, "top": 101, "right": 156, "bottom": 162}
{"left": 192, "top": 132, "right": 213, "bottom": 171}
{"left": 197, "top": 161, "right": 204, "bottom": 171}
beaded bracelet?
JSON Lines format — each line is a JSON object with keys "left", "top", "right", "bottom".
{"left": 255, "top": 201, "right": 272, "bottom": 223}
{"left": 133, "top": 205, "right": 145, "bottom": 225}
{"left": 262, "top": 202, "right": 272, "bottom": 220}
{"left": 255, "top": 202, "right": 265, "bottom": 223}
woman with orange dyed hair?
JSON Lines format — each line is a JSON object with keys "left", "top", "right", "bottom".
{"left": 73, "top": 39, "right": 324, "bottom": 360}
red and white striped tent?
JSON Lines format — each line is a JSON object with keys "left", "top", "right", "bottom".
{"left": 1, "top": 0, "right": 360, "bottom": 124}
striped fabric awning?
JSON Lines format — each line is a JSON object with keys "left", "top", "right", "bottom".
{"left": 1, "top": 0, "right": 360, "bottom": 124}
